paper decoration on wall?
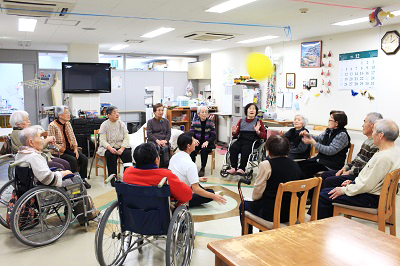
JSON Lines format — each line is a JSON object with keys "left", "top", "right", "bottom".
{"left": 322, "top": 79, "right": 325, "bottom": 85}
{"left": 321, "top": 70, "right": 324, "bottom": 75}
{"left": 326, "top": 70, "right": 330, "bottom": 76}
{"left": 328, "top": 61, "right": 332, "bottom": 67}
{"left": 328, "top": 80, "right": 332, "bottom": 86}
{"left": 314, "top": 93, "right": 320, "bottom": 97}
{"left": 320, "top": 89, "right": 324, "bottom": 93}
{"left": 294, "top": 102, "right": 300, "bottom": 110}
{"left": 112, "top": 76, "right": 122, "bottom": 90}
{"left": 338, "top": 50, "right": 377, "bottom": 90}
{"left": 328, "top": 51, "right": 332, "bottom": 57}
{"left": 327, "top": 88, "right": 331, "bottom": 93}
{"left": 369, "top": 7, "right": 394, "bottom": 27}
{"left": 351, "top": 90, "right": 359, "bottom": 96}
{"left": 360, "top": 90, "right": 367, "bottom": 96}
{"left": 368, "top": 93, "right": 375, "bottom": 101}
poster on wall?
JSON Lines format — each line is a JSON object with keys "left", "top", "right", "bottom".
{"left": 338, "top": 50, "right": 377, "bottom": 90}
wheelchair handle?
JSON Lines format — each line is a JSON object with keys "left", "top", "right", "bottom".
{"left": 0, "top": 154, "right": 14, "bottom": 160}
{"left": 62, "top": 173, "right": 75, "bottom": 180}
{"left": 239, "top": 178, "right": 251, "bottom": 185}
{"left": 158, "top": 177, "right": 168, "bottom": 187}
{"left": 10, "top": 160, "right": 27, "bottom": 167}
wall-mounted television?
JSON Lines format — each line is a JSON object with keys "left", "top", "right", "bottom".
{"left": 62, "top": 62, "right": 111, "bottom": 93}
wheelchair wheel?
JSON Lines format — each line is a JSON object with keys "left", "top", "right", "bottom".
{"left": 220, "top": 169, "right": 229, "bottom": 178}
{"left": 96, "top": 201, "right": 129, "bottom": 266}
{"left": 245, "top": 170, "right": 253, "bottom": 180}
{"left": 10, "top": 186, "right": 72, "bottom": 247}
{"left": 0, "top": 179, "right": 14, "bottom": 228}
{"left": 166, "top": 205, "right": 194, "bottom": 266}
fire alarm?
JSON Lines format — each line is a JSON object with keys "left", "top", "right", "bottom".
{"left": 299, "top": 8, "right": 308, "bottom": 14}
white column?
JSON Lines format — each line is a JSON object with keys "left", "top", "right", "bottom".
{"left": 66, "top": 43, "right": 100, "bottom": 115}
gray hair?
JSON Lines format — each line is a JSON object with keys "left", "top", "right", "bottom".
{"left": 10, "top": 110, "right": 29, "bottom": 128}
{"left": 18, "top": 125, "right": 44, "bottom": 146}
{"left": 366, "top": 112, "right": 383, "bottom": 124}
{"left": 106, "top": 105, "right": 118, "bottom": 116}
{"left": 294, "top": 114, "right": 308, "bottom": 127}
{"left": 55, "top": 106, "right": 69, "bottom": 118}
{"left": 374, "top": 119, "right": 399, "bottom": 142}
{"left": 197, "top": 106, "right": 208, "bottom": 115}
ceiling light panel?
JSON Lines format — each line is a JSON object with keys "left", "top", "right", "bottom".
{"left": 332, "top": 17, "right": 369, "bottom": 26}
{"left": 141, "top": 27, "right": 175, "bottom": 38}
{"left": 237, "top": 36, "right": 279, "bottom": 44}
{"left": 206, "top": 0, "right": 257, "bottom": 13}
{"left": 109, "top": 44, "right": 130, "bottom": 51}
{"left": 18, "top": 18, "right": 37, "bottom": 32}
{"left": 185, "top": 49, "right": 213, "bottom": 54}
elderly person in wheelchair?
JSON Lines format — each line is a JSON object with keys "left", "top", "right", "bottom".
{"left": 10, "top": 110, "right": 71, "bottom": 170}
{"left": 95, "top": 142, "right": 195, "bottom": 266}
{"left": 225, "top": 103, "right": 267, "bottom": 176}
{"left": 5, "top": 126, "right": 99, "bottom": 246}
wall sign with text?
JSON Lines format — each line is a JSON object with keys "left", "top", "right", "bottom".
{"left": 338, "top": 50, "right": 377, "bottom": 90}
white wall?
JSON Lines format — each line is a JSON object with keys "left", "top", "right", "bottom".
{"left": 251, "top": 24, "right": 400, "bottom": 130}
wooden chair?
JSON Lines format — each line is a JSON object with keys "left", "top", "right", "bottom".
{"left": 314, "top": 143, "right": 354, "bottom": 177}
{"left": 333, "top": 169, "right": 400, "bottom": 236}
{"left": 313, "top": 125, "right": 328, "bottom": 131}
{"left": 240, "top": 177, "right": 322, "bottom": 235}
{"left": 93, "top": 130, "right": 123, "bottom": 182}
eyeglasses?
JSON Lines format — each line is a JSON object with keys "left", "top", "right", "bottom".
{"left": 328, "top": 119, "right": 335, "bottom": 122}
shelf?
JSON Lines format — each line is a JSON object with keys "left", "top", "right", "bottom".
{"left": 235, "top": 82, "right": 260, "bottom": 86}
{"left": 172, "top": 121, "right": 188, "bottom": 123}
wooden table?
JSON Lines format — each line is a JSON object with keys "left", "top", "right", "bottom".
{"left": 262, "top": 119, "right": 293, "bottom": 127}
{"left": 207, "top": 216, "right": 400, "bottom": 266}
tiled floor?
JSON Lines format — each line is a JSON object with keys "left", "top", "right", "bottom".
{"left": 0, "top": 151, "right": 399, "bottom": 266}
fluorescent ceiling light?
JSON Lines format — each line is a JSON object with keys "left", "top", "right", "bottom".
{"left": 185, "top": 49, "right": 213, "bottom": 54}
{"left": 237, "top": 36, "right": 279, "bottom": 44}
{"left": 332, "top": 17, "right": 369, "bottom": 26}
{"left": 109, "top": 44, "right": 129, "bottom": 51}
{"left": 18, "top": 18, "right": 37, "bottom": 32}
{"left": 141, "top": 27, "right": 175, "bottom": 38}
{"left": 206, "top": 0, "right": 257, "bottom": 13}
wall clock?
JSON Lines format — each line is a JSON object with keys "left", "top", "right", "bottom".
{"left": 381, "top": 30, "right": 400, "bottom": 55}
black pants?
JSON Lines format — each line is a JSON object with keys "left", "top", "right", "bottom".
{"left": 229, "top": 139, "right": 253, "bottom": 171}
{"left": 321, "top": 170, "right": 356, "bottom": 190}
{"left": 105, "top": 148, "right": 132, "bottom": 176}
{"left": 318, "top": 187, "right": 379, "bottom": 219}
{"left": 159, "top": 144, "right": 171, "bottom": 168}
{"left": 60, "top": 150, "right": 88, "bottom": 179}
{"left": 189, "top": 187, "right": 214, "bottom": 207}
{"left": 239, "top": 200, "right": 263, "bottom": 234}
{"left": 190, "top": 145, "right": 213, "bottom": 168}
{"left": 297, "top": 159, "right": 329, "bottom": 180}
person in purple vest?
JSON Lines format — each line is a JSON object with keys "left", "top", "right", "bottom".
{"left": 190, "top": 106, "right": 216, "bottom": 177}
{"left": 227, "top": 103, "right": 267, "bottom": 175}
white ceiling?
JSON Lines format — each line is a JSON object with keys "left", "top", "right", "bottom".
{"left": 0, "top": 0, "right": 400, "bottom": 55}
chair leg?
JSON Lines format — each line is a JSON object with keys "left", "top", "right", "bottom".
{"left": 102, "top": 157, "right": 107, "bottom": 182}
{"left": 117, "top": 158, "right": 121, "bottom": 175}
{"left": 378, "top": 218, "right": 386, "bottom": 233}
{"left": 333, "top": 206, "right": 339, "bottom": 216}
{"left": 389, "top": 213, "right": 396, "bottom": 236}
{"left": 95, "top": 155, "right": 99, "bottom": 176}
{"left": 344, "top": 214, "right": 352, "bottom": 219}
{"left": 243, "top": 218, "right": 249, "bottom": 235}
{"left": 212, "top": 152, "right": 215, "bottom": 175}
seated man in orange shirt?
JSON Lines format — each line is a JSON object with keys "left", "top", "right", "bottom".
{"left": 123, "top": 143, "right": 192, "bottom": 205}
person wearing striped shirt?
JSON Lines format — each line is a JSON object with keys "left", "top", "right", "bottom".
{"left": 321, "top": 112, "right": 382, "bottom": 189}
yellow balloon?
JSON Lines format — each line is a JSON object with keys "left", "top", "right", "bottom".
{"left": 246, "top": 53, "right": 273, "bottom": 80}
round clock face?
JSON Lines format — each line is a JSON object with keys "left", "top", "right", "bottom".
{"left": 382, "top": 31, "right": 400, "bottom": 55}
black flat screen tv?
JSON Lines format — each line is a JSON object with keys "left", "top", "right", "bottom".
{"left": 62, "top": 62, "right": 111, "bottom": 93}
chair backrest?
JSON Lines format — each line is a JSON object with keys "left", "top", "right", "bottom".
{"left": 115, "top": 181, "right": 171, "bottom": 235}
{"left": 313, "top": 125, "right": 328, "bottom": 131}
{"left": 310, "top": 144, "right": 317, "bottom": 157}
{"left": 14, "top": 166, "right": 35, "bottom": 197}
{"left": 273, "top": 177, "right": 322, "bottom": 227}
{"left": 143, "top": 127, "right": 147, "bottom": 143}
{"left": 346, "top": 143, "right": 354, "bottom": 164}
{"left": 377, "top": 169, "right": 400, "bottom": 220}
{"left": 94, "top": 129, "right": 100, "bottom": 148}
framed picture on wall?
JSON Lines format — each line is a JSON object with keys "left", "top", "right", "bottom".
{"left": 301, "top": 41, "right": 322, "bottom": 68}
{"left": 286, "top": 73, "right": 296, "bottom": 89}
{"left": 309, "top": 79, "right": 317, "bottom": 87}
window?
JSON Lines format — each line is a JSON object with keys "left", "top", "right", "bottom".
{"left": 99, "top": 54, "right": 124, "bottom": 70}
{"left": 38, "top": 52, "right": 68, "bottom": 69}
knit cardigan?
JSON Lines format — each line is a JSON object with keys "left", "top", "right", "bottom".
{"left": 190, "top": 117, "right": 216, "bottom": 148}
{"left": 48, "top": 120, "right": 78, "bottom": 155}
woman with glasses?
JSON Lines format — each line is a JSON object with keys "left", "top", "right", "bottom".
{"left": 298, "top": 110, "right": 351, "bottom": 180}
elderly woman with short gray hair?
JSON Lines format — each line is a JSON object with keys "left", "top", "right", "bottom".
{"left": 10, "top": 110, "right": 71, "bottom": 170}
{"left": 189, "top": 106, "right": 216, "bottom": 177}
{"left": 97, "top": 106, "right": 132, "bottom": 186}
{"left": 279, "top": 114, "right": 311, "bottom": 160}
{"left": 48, "top": 106, "right": 90, "bottom": 189}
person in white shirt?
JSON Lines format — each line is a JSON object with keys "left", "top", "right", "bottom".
{"left": 318, "top": 119, "right": 400, "bottom": 219}
{"left": 169, "top": 132, "right": 226, "bottom": 207}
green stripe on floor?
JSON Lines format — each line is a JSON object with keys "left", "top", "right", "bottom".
{"left": 196, "top": 232, "right": 234, "bottom": 239}
{"left": 204, "top": 182, "right": 254, "bottom": 188}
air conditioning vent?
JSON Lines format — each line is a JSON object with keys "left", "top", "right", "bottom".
{"left": 183, "top": 31, "right": 238, "bottom": 41}
{"left": 18, "top": 40, "right": 31, "bottom": 47}
{"left": 124, "top": 40, "right": 144, "bottom": 44}
{"left": 0, "top": 0, "right": 75, "bottom": 17}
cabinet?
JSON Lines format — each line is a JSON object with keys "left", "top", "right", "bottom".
{"left": 188, "top": 60, "right": 211, "bottom": 79}
{"left": 167, "top": 108, "right": 191, "bottom": 132}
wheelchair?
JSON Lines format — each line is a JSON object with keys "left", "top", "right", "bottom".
{"left": 0, "top": 160, "right": 97, "bottom": 247}
{"left": 220, "top": 138, "right": 267, "bottom": 180}
{"left": 95, "top": 178, "right": 195, "bottom": 266}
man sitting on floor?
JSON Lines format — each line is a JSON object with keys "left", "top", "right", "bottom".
{"left": 320, "top": 112, "right": 382, "bottom": 190}
{"left": 318, "top": 119, "right": 400, "bottom": 219}
{"left": 123, "top": 143, "right": 192, "bottom": 205}
{"left": 169, "top": 132, "right": 226, "bottom": 207}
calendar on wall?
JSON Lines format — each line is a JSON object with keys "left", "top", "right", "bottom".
{"left": 338, "top": 50, "right": 378, "bottom": 90}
